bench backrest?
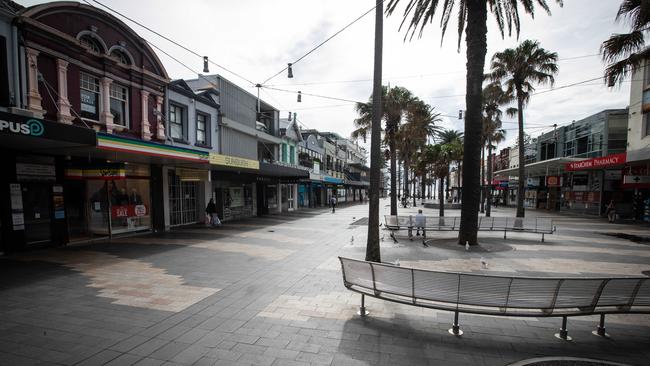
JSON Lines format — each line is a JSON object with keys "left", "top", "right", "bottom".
{"left": 339, "top": 257, "right": 649, "bottom": 314}
{"left": 384, "top": 215, "right": 554, "bottom": 233}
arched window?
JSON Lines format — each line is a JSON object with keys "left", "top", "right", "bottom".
{"left": 110, "top": 49, "right": 131, "bottom": 65}
{"left": 79, "top": 35, "right": 103, "bottom": 54}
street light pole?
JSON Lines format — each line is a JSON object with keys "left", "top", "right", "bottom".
{"left": 366, "top": 0, "right": 383, "bottom": 263}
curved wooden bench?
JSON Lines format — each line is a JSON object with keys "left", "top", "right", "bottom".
{"left": 384, "top": 215, "right": 556, "bottom": 243}
{"left": 339, "top": 257, "right": 650, "bottom": 340}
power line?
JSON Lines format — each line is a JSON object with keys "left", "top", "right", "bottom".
{"left": 262, "top": 86, "right": 363, "bottom": 104}
{"left": 261, "top": 1, "right": 386, "bottom": 85}
{"left": 85, "top": 0, "right": 257, "bottom": 86}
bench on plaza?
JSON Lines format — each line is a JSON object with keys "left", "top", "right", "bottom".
{"left": 384, "top": 215, "right": 556, "bottom": 243}
{"left": 338, "top": 256, "right": 650, "bottom": 340}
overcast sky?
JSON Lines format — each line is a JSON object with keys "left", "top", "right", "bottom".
{"left": 23, "top": 0, "right": 631, "bottom": 150}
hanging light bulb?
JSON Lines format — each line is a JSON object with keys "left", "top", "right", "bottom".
{"left": 297, "top": 91, "right": 302, "bottom": 103}
{"left": 287, "top": 63, "right": 294, "bottom": 78}
{"left": 288, "top": 111, "right": 292, "bottom": 121}
{"left": 203, "top": 56, "right": 209, "bottom": 73}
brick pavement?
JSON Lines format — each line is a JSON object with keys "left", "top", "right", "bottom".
{"left": 0, "top": 199, "right": 649, "bottom": 365}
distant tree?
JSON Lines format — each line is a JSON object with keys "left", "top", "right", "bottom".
{"left": 490, "top": 40, "right": 559, "bottom": 217}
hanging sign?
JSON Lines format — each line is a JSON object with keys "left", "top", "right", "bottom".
{"left": 546, "top": 176, "right": 561, "bottom": 187}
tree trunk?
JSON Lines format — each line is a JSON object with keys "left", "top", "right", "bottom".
{"left": 457, "top": 160, "right": 463, "bottom": 202}
{"left": 458, "top": 0, "right": 487, "bottom": 246}
{"left": 412, "top": 172, "right": 417, "bottom": 207}
{"left": 516, "top": 93, "right": 526, "bottom": 218}
{"left": 439, "top": 177, "right": 445, "bottom": 217}
{"left": 390, "top": 134, "right": 397, "bottom": 216}
{"left": 403, "top": 161, "right": 409, "bottom": 204}
{"left": 420, "top": 175, "right": 425, "bottom": 204}
{"left": 397, "top": 159, "right": 401, "bottom": 198}
{"left": 486, "top": 144, "right": 493, "bottom": 217}
{"left": 481, "top": 146, "right": 485, "bottom": 213}
{"left": 366, "top": 0, "right": 383, "bottom": 263}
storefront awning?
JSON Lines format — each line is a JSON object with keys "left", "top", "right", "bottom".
{"left": 98, "top": 133, "right": 209, "bottom": 163}
{"left": 323, "top": 175, "right": 344, "bottom": 184}
{"left": 259, "top": 162, "right": 309, "bottom": 178}
{"left": 0, "top": 111, "right": 96, "bottom": 153}
{"left": 494, "top": 157, "right": 582, "bottom": 177}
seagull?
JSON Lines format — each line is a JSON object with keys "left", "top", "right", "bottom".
{"left": 480, "top": 257, "right": 488, "bottom": 269}
{"left": 465, "top": 242, "right": 470, "bottom": 251}
{"left": 394, "top": 259, "right": 400, "bottom": 267}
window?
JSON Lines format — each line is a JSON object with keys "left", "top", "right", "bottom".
{"left": 79, "top": 35, "right": 103, "bottom": 53}
{"left": 644, "top": 113, "right": 650, "bottom": 137}
{"left": 109, "top": 84, "right": 128, "bottom": 127}
{"left": 281, "top": 144, "right": 288, "bottom": 162}
{"left": 290, "top": 146, "right": 295, "bottom": 165}
{"left": 111, "top": 49, "right": 130, "bottom": 65}
{"left": 196, "top": 113, "right": 209, "bottom": 145}
{"left": 80, "top": 73, "right": 100, "bottom": 120}
{"left": 169, "top": 104, "right": 185, "bottom": 140}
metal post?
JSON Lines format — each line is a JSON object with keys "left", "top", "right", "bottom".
{"left": 448, "top": 311, "right": 463, "bottom": 336}
{"left": 555, "top": 316, "right": 572, "bottom": 341}
{"left": 592, "top": 314, "right": 609, "bottom": 337}
{"left": 357, "top": 294, "right": 369, "bottom": 316}
{"left": 542, "top": 233, "right": 545, "bottom": 242}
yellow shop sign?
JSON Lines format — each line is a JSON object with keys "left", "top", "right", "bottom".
{"left": 209, "top": 153, "right": 259, "bottom": 170}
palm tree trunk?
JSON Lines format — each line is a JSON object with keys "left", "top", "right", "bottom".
{"left": 412, "top": 172, "right": 416, "bottom": 207}
{"left": 390, "top": 134, "right": 397, "bottom": 216}
{"left": 397, "top": 159, "right": 401, "bottom": 199}
{"left": 516, "top": 93, "right": 526, "bottom": 218}
{"left": 420, "top": 175, "right": 425, "bottom": 205}
{"left": 439, "top": 177, "right": 445, "bottom": 217}
{"left": 486, "top": 144, "right": 493, "bottom": 217}
{"left": 458, "top": 0, "right": 487, "bottom": 246}
{"left": 481, "top": 146, "right": 485, "bottom": 213}
{"left": 366, "top": 0, "right": 383, "bottom": 263}
{"left": 403, "top": 161, "right": 409, "bottom": 203}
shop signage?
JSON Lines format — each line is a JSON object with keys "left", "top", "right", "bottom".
{"left": 604, "top": 170, "right": 623, "bottom": 180}
{"left": 566, "top": 191, "right": 600, "bottom": 203}
{"left": 0, "top": 117, "right": 44, "bottom": 136}
{"left": 209, "top": 153, "right": 260, "bottom": 170}
{"left": 65, "top": 165, "right": 126, "bottom": 180}
{"left": 0, "top": 111, "right": 96, "bottom": 145}
{"left": 565, "top": 153, "right": 627, "bottom": 171}
{"left": 527, "top": 177, "right": 540, "bottom": 187}
{"left": 16, "top": 163, "right": 56, "bottom": 182}
{"left": 623, "top": 175, "right": 650, "bottom": 184}
{"left": 111, "top": 204, "right": 147, "bottom": 218}
{"left": 546, "top": 175, "right": 561, "bottom": 187}
{"left": 9, "top": 183, "right": 24, "bottom": 230}
{"left": 177, "top": 169, "right": 209, "bottom": 182}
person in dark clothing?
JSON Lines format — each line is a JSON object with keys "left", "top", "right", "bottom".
{"left": 330, "top": 196, "right": 337, "bottom": 213}
{"left": 205, "top": 198, "right": 219, "bottom": 226}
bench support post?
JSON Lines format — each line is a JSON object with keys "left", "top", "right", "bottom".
{"left": 357, "top": 294, "right": 369, "bottom": 317}
{"left": 504, "top": 230, "right": 507, "bottom": 240}
{"left": 448, "top": 311, "right": 463, "bottom": 336}
{"left": 554, "top": 316, "right": 572, "bottom": 341}
{"left": 592, "top": 314, "right": 609, "bottom": 338}
{"left": 541, "top": 233, "right": 545, "bottom": 242}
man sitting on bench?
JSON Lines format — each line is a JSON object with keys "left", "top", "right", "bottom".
{"left": 415, "top": 209, "right": 427, "bottom": 246}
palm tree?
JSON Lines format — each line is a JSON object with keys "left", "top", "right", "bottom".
{"left": 436, "top": 130, "right": 463, "bottom": 202}
{"left": 481, "top": 82, "right": 509, "bottom": 217}
{"left": 386, "top": 0, "right": 562, "bottom": 245}
{"left": 601, "top": 0, "right": 650, "bottom": 85}
{"left": 354, "top": 86, "right": 415, "bottom": 216}
{"left": 489, "top": 40, "right": 559, "bottom": 217}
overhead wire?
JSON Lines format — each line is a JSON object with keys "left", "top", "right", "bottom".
{"left": 84, "top": 0, "right": 257, "bottom": 86}
{"left": 261, "top": 0, "right": 386, "bottom": 85}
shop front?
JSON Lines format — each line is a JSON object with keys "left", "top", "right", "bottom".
{"left": 166, "top": 168, "right": 210, "bottom": 227}
{"left": 323, "top": 175, "right": 344, "bottom": 204}
{"left": 565, "top": 153, "right": 628, "bottom": 216}
{"left": 0, "top": 111, "right": 97, "bottom": 252}
{"left": 209, "top": 153, "right": 260, "bottom": 221}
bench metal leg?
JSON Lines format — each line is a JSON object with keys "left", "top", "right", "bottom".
{"left": 448, "top": 311, "right": 463, "bottom": 336}
{"left": 555, "top": 316, "right": 572, "bottom": 341}
{"left": 504, "top": 230, "right": 507, "bottom": 240}
{"left": 542, "top": 233, "right": 545, "bottom": 242}
{"left": 390, "top": 231, "right": 398, "bottom": 244}
{"left": 592, "top": 314, "right": 609, "bottom": 338}
{"left": 357, "top": 294, "right": 369, "bottom": 317}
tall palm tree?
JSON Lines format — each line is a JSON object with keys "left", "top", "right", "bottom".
{"left": 490, "top": 40, "right": 559, "bottom": 217}
{"left": 485, "top": 125, "right": 506, "bottom": 217}
{"left": 354, "top": 86, "right": 414, "bottom": 215}
{"left": 386, "top": 0, "right": 562, "bottom": 245}
{"left": 437, "top": 130, "right": 464, "bottom": 202}
{"left": 601, "top": 0, "right": 650, "bottom": 85}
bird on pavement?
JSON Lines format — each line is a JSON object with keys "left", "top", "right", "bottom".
{"left": 465, "top": 243, "right": 470, "bottom": 251}
{"left": 480, "top": 257, "right": 488, "bottom": 269}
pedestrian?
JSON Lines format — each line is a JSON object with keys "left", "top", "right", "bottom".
{"left": 330, "top": 195, "right": 337, "bottom": 213}
{"left": 415, "top": 209, "right": 426, "bottom": 237}
{"left": 606, "top": 200, "right": 617, "bottom": 223}
{"left": 205, "top": 198, "right": 219, "bottom": 227}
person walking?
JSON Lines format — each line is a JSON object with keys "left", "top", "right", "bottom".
{"left": 330, "top": 195, "right": 337, "bottom": 213}
{"left": 205, "top": 198, "right": 219, "bottom": 227}
{"left": 606, "top": 200, "right": 617, "bottom": 223}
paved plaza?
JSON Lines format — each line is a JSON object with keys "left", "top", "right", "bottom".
{"left": 1, "top": 199, "right": 650, "bottom": 366}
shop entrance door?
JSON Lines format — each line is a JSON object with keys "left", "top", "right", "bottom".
{"left": 21, "top": 183, "right": 52, "bottom": 245}
{"left": 169, "top": 172, "right": 199, "bottom": 226}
